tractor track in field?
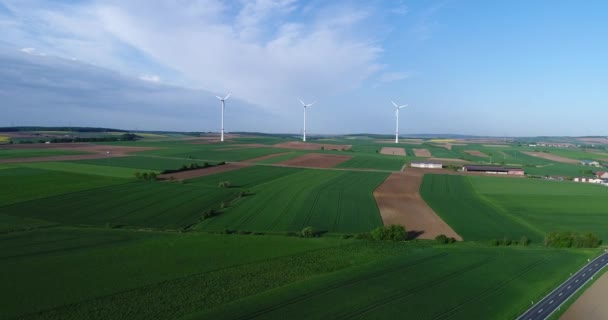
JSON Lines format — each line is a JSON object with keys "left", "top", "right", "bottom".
{"left": 334, "top": 257, "right": 495, "bottom": 320}
{"left": 269, "top": 187, "right": 308, "bottom": 230}
{"left": 432, "top": 258, "right": 547, "bottom": 320}
{"left": 234, "top": 252, "right": 450, "bottom": 320}
{"left": 332, "top": 188, "right": 344, "bottom": 231}
{"left": 0, "top": 237, "right": 134, "bottom": 261}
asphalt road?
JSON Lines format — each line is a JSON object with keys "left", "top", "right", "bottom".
{"left": 517, "top": 250, "right": 608, "bottom": 320}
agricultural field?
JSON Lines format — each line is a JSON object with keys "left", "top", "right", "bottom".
{"left": 421, "top": 174, "right": 608, "bottom": 242}
{"left": 197, "top": 167, "right": 388, "bottom": 233}
{"left": 0, "top": 148, "right": 88, "bottom": 159}
{"left": 11, "top": 162, "right": 145, "bottom": 178}
{"left": 68, "top": 155, "right": 216, "bottom": 171}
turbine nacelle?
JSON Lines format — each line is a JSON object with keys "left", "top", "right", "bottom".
{"left": 217, "top": 93, "right": 232, "bottom": 101}
{"left": 391, "top": 101, "right": 407, "bottom": 109}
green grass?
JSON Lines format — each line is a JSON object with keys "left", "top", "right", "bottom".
{"left": 11, "top": 162, "right": 147, "bottom": 178}
{"left": 0, "top": 182, "right": 238, "bottom": 230}
{"left": 421, "top": 174, "right": 608, "bottom": 242}
{"left": 336, "top": 154, "right": 406, "bottom": 171}
{"left": 190, "top": 245, "right": 591, "bottom": 320}
{"left": 186, "top": 165, "right": 302, "bottom": 188}
{"left": 0, "top": 228, "right": 346, "bottom": 319}
{"left": 69, "top": 156, "right": 217, "bottom": 171}
{"left": 168, "top": 147, "right": 288, "bottom": 162}
{"left": 0, "top": 148, "right": 88, "bottom": 159}
{"left": 0, "top": 167, "right": 129, "bottom": 206}
{"left": 198, "top": 168, "right": 388, "bottom": 233}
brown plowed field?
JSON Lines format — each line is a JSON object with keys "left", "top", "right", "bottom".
{"left": 561, "top": 272, "right": 608, "bottom": 320}
{"left": 242, "top": 152, "right": 292, "bottom": 163}
{"left": 158, "top": 163, "right": 250, "bottom": 181}
{"left": 380, "top": 147, "right": 406, "bottom": 156}
{"left": 0, "top": 143, "right": 156, "bottom": 163}
{"left": 413, "top": 148, "right": 431, "bottom": 157}
{"left": 374, "top": 171, "right": 462, "bottom": 240}
{"left": 464, "top": 150, "right": 489, "bottom": 157}
{"left": 577, "top": 138, "right": 608, "bottom": 144}
{"left": 278, "top": 153, "right": 352, "bottom": 168}
{"left": 522, "top": 151, "right": 579, "bottom": 164}
{"left": 273, "top": 141, "right": 351, "bottom": 151}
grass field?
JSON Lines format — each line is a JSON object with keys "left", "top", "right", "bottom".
{"left": 421, "top": 174, "right": 608, "bottom": 242}
{"left": 0, "top": 167, "right": 129, "bottom": 206}
{"left": 197, "top": 168, "right": 388, "bottom": 233}
{"left": 336, "top": 154, "right": 406, "bottom": 171}
{"left": 1, "top": 181, "right": 238, "bottom": 230}
{"left": 0, "top": 148, "right": 88, "bottom": 159}
{"left": 0, "top": 227, "right": 593, "bottom": 320}
{"left": 69, "top": 156, "right": 217, "bottom": 171}
{"left": 11, "top": 161, "right": 146, "bottom": 178}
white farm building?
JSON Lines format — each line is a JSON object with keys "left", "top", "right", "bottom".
{"left": 411, "top": 162, "right": 442, "bottom": 169}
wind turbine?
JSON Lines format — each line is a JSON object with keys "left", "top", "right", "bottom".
{"left": 215, "top": 93, "right": 231, "bottom": 142}
{"left": 299, "top": 99, "right": 316, "bottom": 142}
{"left": 391, "top": 101, "right": 408, "bottom": 144}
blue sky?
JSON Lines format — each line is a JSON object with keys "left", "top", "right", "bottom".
{"left": 1, "top": 0, "right": 607, "bottom": 136}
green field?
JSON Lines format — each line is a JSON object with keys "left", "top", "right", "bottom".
{"left": 197, "top": 168, "right": 388, "bottom": 233}
{"left": 69, "top": 156, "right": 217, "bottom": 171}
{"left": 421, "top": 174, "right": 608, "bottom": 242}
{"left": 0, "top": 148, "right": 88, "bottom": 159}
{"left": 0, "top": 227, "right": 592, "bottom": 320}
{"left": 336, "top": 154, "right": 406, "bottom": 171}
{"left": 11, "top": 162, "right": 146, "bottom": 178}
{"left": 1, "top": 181, "right": 238, "bottom": 230}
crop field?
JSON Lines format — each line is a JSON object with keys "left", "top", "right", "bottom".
{"left": 0, "top": 227, "right": 591, "bottom": 320}
{"left": 421, "top": 174, "right": 608, "bottom": 242}
{"left": 187, "top": 165, "right": 302, "bottom": 188}
{"left": 336, "top": 154, "right": 406, "bottom": 171}
{"left": 0, "top": 166, "right": 128, "bottom": 206}
{"left": 1, "top": 181, "right": 238, "bottom": 230}
{"left": 198, "top": 168, "right": 388, "bottom": 233}
{"left": 11, "top": 161, "right": 145, "bottom": 178}
{"left": 69, "top": 156, "right": 216, "bottom": 171}
{"left": 0, "top": 148, "right": 88, "bottom": 159}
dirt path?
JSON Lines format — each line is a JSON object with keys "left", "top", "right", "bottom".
{"left": 242, "top": 152, "right": 292, "bottom": 163}
{"left": 380, "top": 147, "right": 406, "bottom": 156}
{"left": 561, "top": 271, "right": 608, "bottom": 320}
{"left": 522, "top": 151, "right": 580, "bottom": 164}
{"left": 464, "top": 150, "right": 489, "bottom": 157}
{"left": 373, "top": 171, "right": 462, "bottom": 240}
{"left": 278, "top": 153, "right": 352, "bottom": 168}
{"left": 158, "top": 163, "right": 250, "bottom": 180}
{"left": 413, "top": 148, "right": 431, "bottom": 157}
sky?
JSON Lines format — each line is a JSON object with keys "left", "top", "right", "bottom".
{"left": 1, "top": 0, "right": 607, "bottom": 136}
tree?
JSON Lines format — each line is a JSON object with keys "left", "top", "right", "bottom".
{"left": 134, "top": 172, "right": 142, "bottom": 180}
{"left": 301, "top": 226, "right": 315, "bottom": 238}
{"left": 519, "top": 236, "right": 529, "bottom": 247}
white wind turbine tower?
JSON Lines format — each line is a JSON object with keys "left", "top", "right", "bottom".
{"left": 215, "top": 93, "right": 231, "bottom": 142}
{"left": 299, "top": 99, "right": 316, "bottom": 142}
{"left": 391, "top": 101, "right": 408, "bottom": 144}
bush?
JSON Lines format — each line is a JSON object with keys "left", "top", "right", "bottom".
{"left": 519, "top": 236, "right": 530, "bottom": 247}
{"left": 370, "top": 225, "right": 407, "bottom": 241}
{"left": 490, "top": 239, "right": 500, "bottom": 246}
{"left": 435, "top": 234, "right": 448, "bottom": 244}
{"left": 218, "top": 181, "right": 232, "bottom": 188}
{"left": 545, "top": 231, "right": 601, "bottom": 248}
{"left": 301, "top": 226, "right": 315, "bottom": 238}
{"left": 355, "top": 232, "right": 372, "bottom": 240}
{"left": 341, "top": 234, "right": 353, "bottom": 239}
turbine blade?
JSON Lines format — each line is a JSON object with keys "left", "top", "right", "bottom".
{"left": 399, "top": 104, "right": 408, "bottom": 109}
{"left": 391, "top": 101, "right": 398, "bottom": 108}
{"left": 298, "top": 99, "right": 306, "bottom": 106}
{"left": 224, "top": 93, "right": 232, "bottom": 100}
{"left": 308, "top": 102, "right": 316, "bottom": 107}
{"left": 216, "top": 96, "right": 223, "bottom": 100}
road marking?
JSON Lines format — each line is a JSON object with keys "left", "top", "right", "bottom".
{"left": 550, "top": 300, "right": 553, "bottom": 304}
{"left": 576, "top": 279, "right": 579, "bottom": 283}
{"left": 568, "top": 285, "right": 571, "bottom": 289}
{"left": 559, "top": 292, "right": 563, "bottom": 296}
{"left": 538, "top": 309, "right": 543, "bottom": 314}
{"left": 583, "top": 273, "right": 586, "bottom": 277}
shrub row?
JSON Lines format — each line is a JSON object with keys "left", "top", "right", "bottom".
{"left": 355, "top": 225, "right": 407, "bottom": 241}
{"left": 544, "top": 232, "right": 601, "bottom": 248}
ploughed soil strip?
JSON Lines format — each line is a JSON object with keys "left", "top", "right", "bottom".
{"left": 464, "top": 150, "right": 489, "bottom": 157}
{"left": 158, "top": 163, "right": 250, "bottom": 181}
{"left": 521, "top": 151, "right": 580, "bottom": 164}
{"left": 0, "top": 143, "right": 156, "bottom": 164}
{"left": 380, "top": 147, "right": 406, "bottom": 156}
{"left": 273, "top": 141, "right": 351, "bottom": 151}
{"left": 577, "top": 137, "right": 608, "bottom": 144}
{"left": 374, "top": 171, "right": 462, "bottom": 240}
{"left": 413, "top": 148, "right": 431, "bottom": 157}
{"left": 241, "top": 152, "right": 292, "bottom": 163}
{"left": 278, "top": 153, "right": 352, "bottom": 168}
{"left": 562, "top": 272, "right": 608, "bottom": 320}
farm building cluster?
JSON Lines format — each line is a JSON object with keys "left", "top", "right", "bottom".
{"left": 461, "top": 165, "right": 525, "bottom": 176}
{"left": 411, "top": 162, "right": 442, "bottom": 169}
{"left": 573, "top": 171, "right": 608, "bottom": 186}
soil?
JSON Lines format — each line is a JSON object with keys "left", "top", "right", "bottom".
{"left": 413, "top": 148, "right": 432, "bottom": 157}
{"left": 521, "top": 151, "right": 580, "bottom": 164}
{"left": 158, "top": 163, "right": 250, "bottom": 181}
{"left": 273, "top": 141, "right": 351, "bottom": 151}
{"left": 380, "top": 147, "right": 406, "bottom": 156}
{"left": 0, "top": 143, "right": 157, "bottom": 164}
{"left": 464, "top": 150, "right": 489, "bottom": 157}
{"left": 561, "top": 271, "right": 608, "bottom": 320}
{"left": 241, "top": 152, "right": 292, "bottom": 163}
{"left": 577, "top": 138, "right": 608, "bottom": 144}
{"left": 277, "top": 153, "right": 352, "bottom": 168}
{"left": 373, "top": 171, "right": 462, "bottom": 240}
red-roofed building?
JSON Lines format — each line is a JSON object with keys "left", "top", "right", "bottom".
{"left": 595, "top": 171, "right": 608, "bottom": 179}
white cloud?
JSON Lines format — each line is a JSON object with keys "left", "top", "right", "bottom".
{"left": 379, "top": 71, "right": 409, "bottom": 83}
{"left": 20, "top": 47, "right": 35, "bottom": 54}
{"left": 139, "top": 74, "right": 160, "bottom": 83}
{"left": 1, "top": 0, "right": 387, "bottom": 113}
